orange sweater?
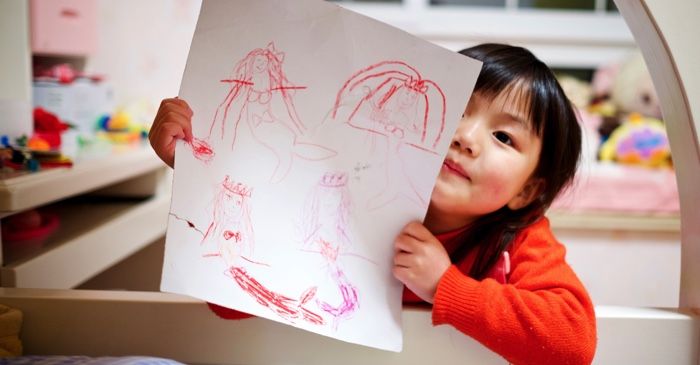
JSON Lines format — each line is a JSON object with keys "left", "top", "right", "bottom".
{"left": 429, "top": 217, "right": 597, "bottom": 365}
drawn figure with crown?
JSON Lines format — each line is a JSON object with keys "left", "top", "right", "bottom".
{"left": 329, "top": 61, "right": 447, "bottom": 210}
{"left": 202, "top": 175, "right": 255, "bottom": 267}
{"left": 194, "top": 42, "right": 336, "bottom": 183}
{"left": 300, "top": 171, "right": 360, "bottom": 330}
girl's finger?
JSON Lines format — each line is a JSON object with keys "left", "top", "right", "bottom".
{"left": 153, "top": 113, "right": 192, "bottom": 140}
{"left": 393, "top": 251, "right": 413, "bottom": 268}
{"left": 169, "top": 97, "right": 193, "bottom": 115}
{"left": 154, "top": 103, "right": 192, "bottom": 128}
{"left": 155, "top": 105, "right": 193, "bottom": 126}
{"left": 156, "top": 122, "right": 187, "bottom": 141}
{"left": 394, "top": 234, "right": 419, "bottom": 253}
{"left": 401, "top": 221, "right": 432, "bottom": 240}
{"left": 392, "top": 266, "right": 413, "bottom": 284}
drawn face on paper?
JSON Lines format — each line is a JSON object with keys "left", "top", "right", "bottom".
{"left": 253, "top": 55, "right": 269, "bottom": 74}
{"left": 397, "top": 87, "right": 419, "bottom": 109}
{"left": 223, "top": 191, "right": 244, "bottom": 211}
{"left": 319, "top": 190, "right": 343, "bottom": 219}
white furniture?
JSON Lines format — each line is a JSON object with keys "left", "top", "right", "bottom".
{"left": 0, "top": 143, "right": 170, "bottom": 289}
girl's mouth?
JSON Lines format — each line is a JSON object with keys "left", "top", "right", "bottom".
{"left": 442, "top": 160, "right": 470, "bottom": 180}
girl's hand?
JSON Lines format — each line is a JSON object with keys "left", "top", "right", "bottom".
{"left": 392, "top": 221, "right": 452, "bottom": 303}
{"left": 148, "top": 97, "right": 194, "bottom": 168}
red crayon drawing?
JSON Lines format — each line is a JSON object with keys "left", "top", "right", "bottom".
{"left": 202, "top": 176, "right": 255, "bottom": 267}
{"left": 200, "top": 42, "right": 336, "bottom": 183}
{"left": 228, "top": 266, "right": 325, "bottom": 325}
{"left": 330, "top": 61, "right": 447, "bottom": 210}
{"left": 189, "top": 137, "right": 215, "bottom": 163}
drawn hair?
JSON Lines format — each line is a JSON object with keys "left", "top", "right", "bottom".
{"left": 452, "top": 43, "right": 582, "bottom": 279}
{"left": 331, "top": 61, "right": 446, "bottom": 151}
{"left": 209, "top": 42, "right": 305, "bottom": 142}
{"left": 301, "top": 173, "right": 352, "bottom": 250}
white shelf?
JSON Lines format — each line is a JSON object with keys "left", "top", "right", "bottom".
{"left": 0, "top": 143, "right": 165, "bottom": 215}
{"left": 0, "top": 142, "right": 171, "bottom": 289}
{"left": 1, "top": 194, "right": 170, "bottom": 289}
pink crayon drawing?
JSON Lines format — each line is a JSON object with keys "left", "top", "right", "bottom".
{"left": 300, "top": 172, "right": 362, "bottom": 329}
{"left": 330, "top": 61, "right": 447, "bottom": 210}
{"left": 317, "top": 267, "right": 359, "bottom": 331}
{"left": 228, "top": 266, "right": 325, "bottom": 325}
{"left": 201, "top": 42, "right": 336, "bottom": 183}
{"left": 201, "top": 175, "right": 255, "bottom": 267}
{"left": 301, "top": 172, "right": 352, "bottom": 251}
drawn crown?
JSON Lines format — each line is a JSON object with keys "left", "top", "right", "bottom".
{"left": 319, "top": 172, "right": 348, "bottom": 187}
{"left": 404, "top": 76, "right": 428, "bottom": 94}
{"left": 222, "top": 176, "right": 252, "bottom": 197}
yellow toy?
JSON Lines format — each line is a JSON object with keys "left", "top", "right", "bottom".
{"left": 599, "top": 113, "right": 671, "bottom": 168}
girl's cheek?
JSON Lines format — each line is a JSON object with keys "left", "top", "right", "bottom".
{"left": 481, "top": 170, "right": 511, "bottom": 201}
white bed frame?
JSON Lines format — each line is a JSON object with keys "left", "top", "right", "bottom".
{"left": 1, "top": 1, "right": 698, "bottom": 364}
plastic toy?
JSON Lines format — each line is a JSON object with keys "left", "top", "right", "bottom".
{"left": 599, "top": 113, "right": 671, "bottom": 168}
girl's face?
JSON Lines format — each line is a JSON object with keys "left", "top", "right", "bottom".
{"left": 428, "top": 90, "right": 543, "bottom": 233}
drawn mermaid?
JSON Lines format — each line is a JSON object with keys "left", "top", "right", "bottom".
{"left": 329, "top": 61, "right": 447, "bottom": 210}
{"left": 199, "top": 42, "right": 336, "bottom": 183}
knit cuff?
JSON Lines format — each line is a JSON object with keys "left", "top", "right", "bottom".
{"left": 432, "top": 265, "right": 481, "bottom": 328}
{"left": 207, "top": 302, "right": 254, "bottom": 320}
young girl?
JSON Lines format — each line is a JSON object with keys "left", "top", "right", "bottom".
{"left": 149, "top": 43, "right": 596, "bottom": 365}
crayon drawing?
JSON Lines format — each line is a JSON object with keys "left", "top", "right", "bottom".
{"left": 299, "top": 172, "right": 368, "bottom": 330}
{"left": 193, "top": 42, "right": 336, "bottom": 182}
{"left": 330, "top": 61, "right": 447, "bottom": 210}
{"left": 200, "top": 176, "right": 256, "bottom": 265}
{"left": 162, "top": 0, "right": 481, "bottom": 352}
{"left": 228, "top": 267, "right": 325, "bottom": 325}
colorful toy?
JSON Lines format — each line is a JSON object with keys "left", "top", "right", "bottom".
{"left": 33, "top": 107, "right": 71, "bottom": 149}
{"left": 599, "top": 113, "right": 671, "bottom": 168}
{"left": 96, "top": 109, "right": 148, "bottom": 144}
{"left": 589, "top": 51, "right": 663, "bottom": 144}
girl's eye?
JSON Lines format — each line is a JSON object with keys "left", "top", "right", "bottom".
{"left": 493, "top": 131, "right": 513, "bottom": 146}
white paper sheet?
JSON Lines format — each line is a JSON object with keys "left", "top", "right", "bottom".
{"left": 161, "top": 0, "right": 481, "bottom": 351}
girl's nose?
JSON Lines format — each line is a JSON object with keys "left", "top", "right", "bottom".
{"left": 452, "top": 119, "right": 482, "bottom": 157}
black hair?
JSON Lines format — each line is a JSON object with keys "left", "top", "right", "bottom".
{"left": 452, "top": 43, "right": 582, "bottom": 279}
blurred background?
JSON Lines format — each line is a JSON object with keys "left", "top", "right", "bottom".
{"left": 0, "top": 0, "right": 679, "bottom": 314}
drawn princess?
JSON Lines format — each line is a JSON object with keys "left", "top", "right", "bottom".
{"left": 329, "top": 61, "right": 447, "bottom": 210}
{"left": 201, "top": 175, "right": 255, "bottom": 267}
{"left": 204, "top": 42, "right": 336, "bottom": 183}
{"left": 301, "top": 171, "right": 352, "bottom": 251}
{"left": 300, "top": 172, "right": 360, "bottom": 329}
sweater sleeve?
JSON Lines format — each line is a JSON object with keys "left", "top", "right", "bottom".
{"left": 207, "top": 302, "right": 254, "bottom": 320}
{"left": 431, "top": 220, "right": 597, "bottom": 365}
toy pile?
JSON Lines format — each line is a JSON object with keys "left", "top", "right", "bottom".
{"left": 559, "top": 51, "right": 672, "bottom": 169}
{"left": 0, "top": 108, "right": 74, "bottom": 175}
{"left": 550, "top": 50, "right": 678, "bottom": 214}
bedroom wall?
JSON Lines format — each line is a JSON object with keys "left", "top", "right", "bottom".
{"left": 83, "top": 0, "right": 201, "bottom": 120}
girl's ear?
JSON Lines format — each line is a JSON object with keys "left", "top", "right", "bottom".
{"left": 507, "top": 177, "right": 545, "bottom": 210}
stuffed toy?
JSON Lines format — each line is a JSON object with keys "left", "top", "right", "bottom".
{"left": 589, "top": 51, "right": 663, "bottom": 144}
{"left": 558, "top": 75, "right": 593, "bottom": 110}
{"left": 598, "top": 113, "right": 672, "bottom": 168}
